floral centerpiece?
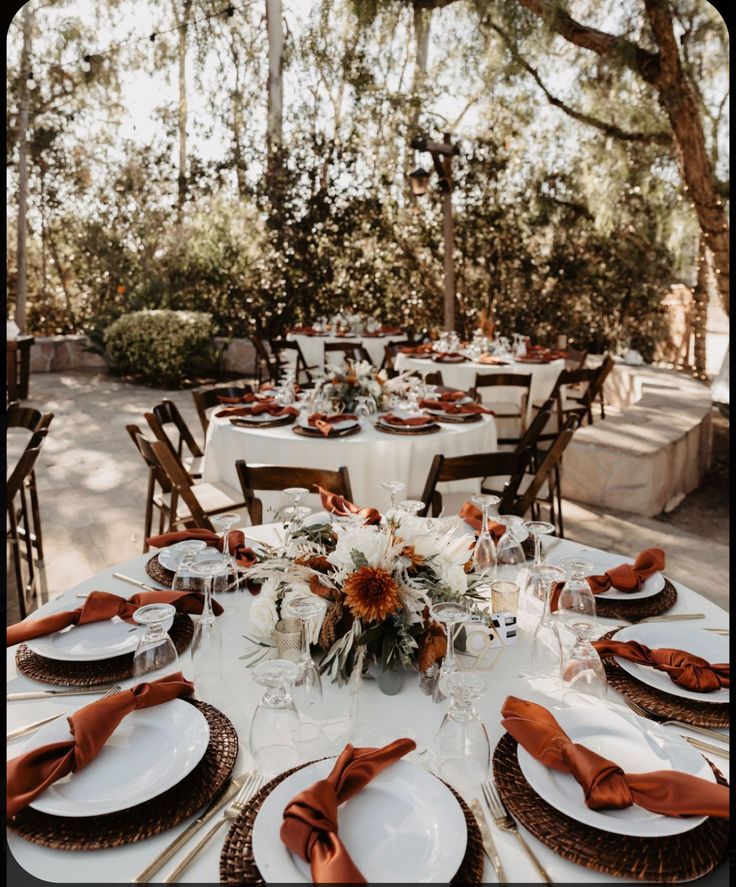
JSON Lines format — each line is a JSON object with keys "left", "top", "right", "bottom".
{"left": 245, "top": 513, "right": 488, "bottom": 684}
{"left": 311, "top": 358, "right": 424, "bottom": 414}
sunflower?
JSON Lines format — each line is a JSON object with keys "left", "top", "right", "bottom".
{"left": 343, "top": 566, "right": 402, "bottom": 623}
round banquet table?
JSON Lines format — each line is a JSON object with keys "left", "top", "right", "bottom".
{"left": 287, "top": 332, "right": 406, "bottom": 369}
{"left": 394, "top": 352, "right": 564, "bottom": 424}
{"left": 7, "top": 527, "right": 729, "bottom": 885}
{"left": 201, "top": 413, "right": 498, "bottom": 511}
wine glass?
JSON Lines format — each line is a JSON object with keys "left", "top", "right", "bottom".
{"left": 355, "top": 396, "right": 371, "bottom": 427}
{"left": 561, "top": 623, "right": 608, "bottom": 699}
{"left": 211, "top": 512, "right": 241, "bottom": 592}
{"left": 530, "top": 565, "right": 566, "bottom": 681}
{"left": 170, "top": 542, "right": 209, "bottom": 591}
{"left": 189, "top": 560, "right": 227, "bottom": 698}
{"left": 494, "top": 516, "right": 527, "bottom": 582}
{"left": 524, "top": 521, "right": 556, "bottom": 566}
{"left": 470, "top": 493, "right": 498, "bottom": 578}
{"left": 284, "top": 596, "right": 325, "bottom": 710}
{"left": 131, "top": 604, "right": 178, "bottom": 678}
{"left": 380, "top": 480, "right": 405, "bottom": 512}
{"left": 249, "top": 658, "right": 301, "bottom": 777}
{"left": 399, "top": 499, "right": 424, "bottom": 516}
{"left": 435, "top": 671, "right": 490, "bottom": 797}
{"left": 429, "top": 600, "right": 468, "bottom": 702}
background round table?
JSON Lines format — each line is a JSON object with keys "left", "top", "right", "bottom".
{"left": 202, "top": 413, "right": 498, "bottom": 514}
{"left": 7, "top": 528, "right": 728, "bottom": 884}
{"left": 395, "top": 353, "right": 564, "bottom": 425}
{"left": 287, "top": 332, "right": 406, "bottom": 369}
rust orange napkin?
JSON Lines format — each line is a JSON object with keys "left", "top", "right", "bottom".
{"left": 317, "top": 486, "right": 381, "bottom": 526}
{"left": 432, "top": 352, "right": 468, "bottom": 363}
{"left": 280, "top": 739, "right": 416, "bottom": 883}
{"left": 147, "top": 528, "right": 258, "bottom": 569}
{"left": 308, "top": 413, "right": 357, "bottom": 437}
{"left": 435, "top": 389, "right": 467, "bottom": 401}
{"left": 399, "top": 343, "right": 433, "bottom": 355}
{"left": 216, "top": 393, "right": 265, "bottom": 404}
{"left": 501, "top": 696, "right": 729, "bottom": 817}
{"left": 215, "top": 403, "right": 299, "bottom": 419}
{"left": 419, "top": 399, "right": 494, "bottom": 416}
{"left": 7, "top": 590, "right": 224, "bottom": 648}
{"left": 550, "top": 548, "right": 665, "bottom": 611}
{"left": 477, "top": 354, "right": 509, "bottom": 366}
{"left": 459, "top": 502, "right": 506, "bottom": 543}
{"left": 7, "top": 672, "right": 194, "bottom": 818}
{"left": 593, "top": 640, "right": 729, "bottom": 693}
{"left": 381, "top": 413, "right": 433, "bottom": 427}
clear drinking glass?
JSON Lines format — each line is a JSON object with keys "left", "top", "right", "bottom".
{"left": 399, "top": 499, "right": 424, "bottom": 516}
{"left": 189, "top": 560, "right": 227, "bottom": 697}
{"left": 430, "top": 600, "right": 468, "bottom": 702}
{"left": 490, "top": 580, "right": 519, "bottom": 615}
{"left": 471, "top": 493, "right": 498, "bottom": 578}
{"left": 524, "top": 521, "right": 556, "bottom": 566}
{"left": 557, "top": 558, "right": 606, "bottom": 697}
{"left": 436, "top": 671, "right": 490, "bottom": 796}
{"left": 530, "top": 565, "right": 566, "bottom": 681}
{"left": 380, "top": 480, "right": 406, "bottom": 512}
{"left": 211, "top": 512, "right": 241, "bottom": 591}
{"left": 249, "top": 658, "right": 301, "bottom": 777}
{"left": 494, "top": 516, "right": 527, "bottom": 582}
{"left": 171, "top": 543, "right": 209, "bottom": 591}
{"left": 284, "top": 596, "right": 325, "bottom": 710}
{"left": 131, "top": 604, "right": 178, "bottom": 678}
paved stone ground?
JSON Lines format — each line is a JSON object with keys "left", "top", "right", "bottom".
{"left": 6, "top": 370, "right": 729, "bottom": 623}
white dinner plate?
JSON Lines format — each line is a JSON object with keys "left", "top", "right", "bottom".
{"left": 18, "top": 699, "right": 209, "bottom": 817}
{"left": 613, "top": 624, "right": 729, "bottom": 704}
{"left": 252, "top": 757, "right": 467, "bottom": 883}
{"left": 569, "top": 551, "right": 665, "bottom": 600}
{"left": 297, "top": 418, "right": 358, "bottom": 433}
{"left": 518, "top": 706, "right": 715, "bottom": 837}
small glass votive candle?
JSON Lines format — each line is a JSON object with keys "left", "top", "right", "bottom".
{"left": 490, "top": 580, "right": 519, "bottom": 615}
{"left": 557, "top": 334, "right": 568, "bottom": 350}
{"left": 274, "top": 617, "right": 302, "bottom": 662}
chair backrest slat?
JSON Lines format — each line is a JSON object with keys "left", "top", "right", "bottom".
{"left": 192, "top": 383, "right": 255, "bottom": 435}
{"left": 511, "top": 414, "right": 581, "bottom": 517}
{"left": 151, "top": 399, "right": 203, "bottom": 458}
{"left": 323, "top": 342, "right": 372, "bottom": 364}
{"left": 7, "top": 442, "right": 45, "bottom": 501}
{"left": 151, "top": 439, "right": 215, "bottom": 531}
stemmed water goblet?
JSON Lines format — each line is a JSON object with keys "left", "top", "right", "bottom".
{"left": 131, "top": 604, "right": 178, "bottom": 678}
{"left": 556, "top": 559, "right": 607, "bottom": 698}
{"left": 529, "top": 564, "right": 566, "bottom": 681}
{"left": 524, "top": 521, "right": 556, "bottom": 566}
{"left": 429, "top": 600, "right": 468, "bottom": 702}
{"left": 189, "top": 560, "right": 227, "bottom": 698}
{"left": 211, "top": 512, "right": 241, "bottom": 591}
{"left": 249, "top": 658, "right": 301, "bottom": 777}
{"left": 494, "top": 515, "right": 526, "bottom": 582}
{"left": 170, "top": 541, "right": 209, "bottom": 591}
{"left": 380, "top": 480, "right": 405, "bottom": 513}
{"left": 470, "top": 493, "right": 499, "bottom": 578}
{"left": 435, "top": 671, "right": 491, "bottom": 796}
{"left": 399, "top": 499, "right": 424, "bottom": 517}
{"left": 284, "top": 596, "right": 325, "bottom": 711}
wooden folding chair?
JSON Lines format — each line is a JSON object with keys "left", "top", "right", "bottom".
{"left": 147, "top": 400, "right": 204, "bottom": 478}
{"left": 251, "top": 335, "right": 281, "bottom": 387}
{"left": 235, "top": 461, "right": 353, "bottom": 525}
{"left": 564, "top": 347, "right": 588, "bottom": 370}
{"left": 380, "top": 339, "right": 420, "bottom": 371}
{"left": 470, "top": 373, "right": 532, "bottom": 446}
{"left": 269, "top": 338, "right": 316, "bottom": 385}
{"left": 323, "top": 341, "right": 373, "bottom": 365}
{"left": 126, "top": 424, "right": 179, "bottom": 550}
{"left": 419, "top": 448, "right": 532, "bottom": 518}
{"left": 192, "top": 382, "right": 255, "bottom": 436}
{"left": 7, "top": 437, "right": 46, "bottom": 618}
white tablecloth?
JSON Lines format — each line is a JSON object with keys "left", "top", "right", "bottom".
{"left": 395, "top": 353, "right": 564, "bottom": 424}
{"left": 287, "top": 333, "right": 406, "bottom": 368}
{"left": 7, "top": 530, "right": 728, "bottom": 883}
{"left": 202, "top": 414, "right": 498, "bottom": 513}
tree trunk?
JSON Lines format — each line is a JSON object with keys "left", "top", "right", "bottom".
{"left": 230, "top": 41, "right": 247, "bottom": 198}
{"left": 172, "top": 0, "right": 192, "bottom": 227}
{"left": 692, "top": 235, "right": 708, "bottom": 380}
{"left": 14, "top": 5, "right": 33, "bottom": 333}
{"left": 410, "top": 2, "right": 431, "bottom": 135}
{"left": 265, "top": 0, "right": 284, "bottom": 199}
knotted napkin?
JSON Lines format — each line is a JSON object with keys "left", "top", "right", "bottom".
{"left": 308, "top": 413, "right": 358, "bottom": 438}
{"left": 317, "top": 486, "right": 381, "bottom": 526}
{"left": 434, "top": 389, "right": 467, "bottom": 402}
{"left": 399, "top": 343, "right": 433, "bottom": 355}
{"left": 592, "top": 639, "right": 729, "bottom": 693}
{"left": 432, "top": 352, "right": 468, "bottom": 363}
{"left": 147, "top": 528, "right": 258, "bottom": 569}
{"left": 280, "top": 738, "right": 416, "bottom": 883}
{"left": 7, "top": 672, "right": 194, "bottom": 818}
{"left": 419, "top": 399, "right": 494, "bottom": 416}
{"left": 7, "top": 589, "right": 224, "bottom": 648}
{"left": 501, "top": 696, "right": 729, "bottom": 817}
{"left": 550, "top": 548, "right": 665, "bottom": 611}
{"left": 217, "top": 393, "right": 270, "bottom": 405}
{"left": 381, "top": 413, "right": 433, "bottom": 427}
{"left": 458, "top": 501, "right": 506, "bottom": 543}
{"left": 477, "top": 354, "right": 509, "bottom": 366}
{"left": 215, "top": 403, "right": 298, "bottom": 419}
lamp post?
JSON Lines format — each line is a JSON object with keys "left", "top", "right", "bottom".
{"left": 409, "top": 132, "right": 460, "bottom": 332}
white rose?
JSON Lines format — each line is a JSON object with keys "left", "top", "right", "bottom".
{"left": 328, "top": 525, "right": 387, "bottom": 571}
{"left": 443, "top": 564, "right": 469, "bottom": 595}
{"left": 249, "top": 594, "right": 279, "bottom": 640}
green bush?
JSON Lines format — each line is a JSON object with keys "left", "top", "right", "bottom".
{"left": 104, "top": 309, "right": 218, "bottom": 386}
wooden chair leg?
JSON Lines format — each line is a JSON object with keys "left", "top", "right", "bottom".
{"left": 8, "top": 506, "right": 27, "bottom": 620}
{"left": 143, "top": 472, "right": 155, "bottom": 553}
{"left": 28, "top": 471, "right": 44, "bottom": 561}
{"left": 554, "top": 463, "right": 565, "bottom": 538}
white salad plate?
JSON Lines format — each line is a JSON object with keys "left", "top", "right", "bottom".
{"left": 613, "top": 624, "right": 729, "bottom": 703}
{"left": 17, "top": 699, "right": 209, "bottom": 817}
{"left": 252, "top": 757, "right": 467, "bottom": 883}
{"left": 518, "top": 705, "right": 715, "bottom": 838}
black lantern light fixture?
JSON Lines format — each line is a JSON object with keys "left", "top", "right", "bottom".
{"left": 409, "top": 166, "right": 431, "bottom": 196}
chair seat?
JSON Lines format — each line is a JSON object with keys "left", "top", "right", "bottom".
{"left": 155, "top": 480, "right": 245, "bottom": 522}
{"left": 185, "top": 455, "right": 204, "bottom": 477}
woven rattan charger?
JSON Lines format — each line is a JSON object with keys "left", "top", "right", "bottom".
{"left": 220, "top": 760, "right": 484, "bottom": 885}
{"left": 15, "top": 614, "right": 193, "bottom": 688}
{"left": 493, "top": 732, "right": 728, "bottom": 882}
{"left": 598, "top": 628, "right": 729, "bottom": 729}
{"left": 9, "top": 699, "right": 238, "bottom": 851}
{"left": 594, "top": 578, "right": 677, "bottom": 621}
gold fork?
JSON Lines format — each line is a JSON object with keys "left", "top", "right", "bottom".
{"left": 7, "top": 685, "right": 121, "bottom": 740}
{"left": 481, "top": 781, "right": 551, "bottom": 883}
{"left": 622, "top": 698, "right": 729, "bottom": 757}
{"left": 161, "top": 773, "right": 263, "bottom": 883}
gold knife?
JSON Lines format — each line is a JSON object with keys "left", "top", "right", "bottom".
{"left": 470, "top": 798, "right": 506, "bottom": 882}
{"left": 7, "top": 686, "right": 119, "bottom": 701}
{"left": 132, "top": 771, "right": 250, "bottom": 883}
